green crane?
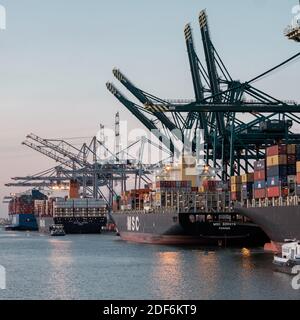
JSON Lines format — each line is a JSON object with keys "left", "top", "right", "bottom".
{"left": 107, "top": 9, "right": 300, "bottom": 181}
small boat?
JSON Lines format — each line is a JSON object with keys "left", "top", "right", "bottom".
{"left": 273, "top": 240, "right": 300, "bottom": 274}
{"left": 49, "top": 224, "right": 66, "bottom": 237}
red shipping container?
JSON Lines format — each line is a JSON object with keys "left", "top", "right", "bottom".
{"left": 254, "top": 189, "right": 266, "bottom": 199}
{"left": 267, "top": 145, "right": 287, "bottom": 157}
{"left": 267, "top": 187, "right": 289, "bottom": 198}
{"left": 231, "top": 192, "right": 241, "bottom": 201}
{"left": 267, "top": 186, "right": 280, "bottom": 198}
{"left": 254, "top": 170, "right": 266, "bottom": 181}
{"left": 203, "top": 180, "right": 217, "bottom": 191}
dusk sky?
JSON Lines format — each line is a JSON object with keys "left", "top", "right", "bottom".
{"left": 0, "top": 0, "right": 299, "bottom": 217}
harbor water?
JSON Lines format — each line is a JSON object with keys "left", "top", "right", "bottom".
{"left": 0, "top": 228, "right": 299, "bottom": 300}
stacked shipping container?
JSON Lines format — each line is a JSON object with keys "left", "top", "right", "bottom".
{"left": 241, "top": 173, "right": 254, "bottom": 200}
{"left": 34, "top": 199, "right": 55, "bottom": 217}
{"left": 230, "top": 176, "right": 241, "bottom": 201}
{"left": 229, "top": 144, "right": 300, "bottom": 201}
{"left": 253, "top": 160, "right": 266, "bottom": 199}
{"left": 9, "top": 191, "right": 47, "bottom": 215}
{"left": 54, "top": 199, "right": 107, "bottom": 217}
{"left": 121, "top": 189, "right": 151, "bottom": 210}
{"left": 266, "top": 145, "right": 288, "bottom": 198}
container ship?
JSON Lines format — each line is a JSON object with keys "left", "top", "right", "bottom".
{"left": 231, "top": 144, "right": 300, "bottom": 252}
{"left": 34, "top": 179, "right": 108, "bottom": 234}
{"left": 51, "top": 198, "right": 108, "bottom": 234}
{"left": 6, "top": 189, "right": 47, "bottom": 231}
{"left": 34, "top": 198, "right": 108, "bottom": 234}
{"left": 112, "top": 156, "right": 269, "bottom": 246}
{"left": 7, "top": 180, "right": 108, "bottom": 234}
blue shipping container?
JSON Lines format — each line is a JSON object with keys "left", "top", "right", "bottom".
{"left": 254, "top": 180, "right": 266, "bottom": 189}
{"left": 267, "top": 176, "right": 287, "bottom": 187}
{"left": 266, "top": 165, "right": 287, "bottom": 177}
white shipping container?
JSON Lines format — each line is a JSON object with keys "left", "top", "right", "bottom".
{"left": 87, "top": 199, "right": 106, "bottom": 208}
{"left": 288, "top": 175, "right": 296, "bottom": 183}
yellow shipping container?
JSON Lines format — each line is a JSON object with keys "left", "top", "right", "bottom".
{"left": 297, "top": 161, "right": 300, "bottom": 173}
{"left": 287, "top": 144, "right": 296, "bottom": 154}
{"left": 199, "top": 186, "right": 205, "bottom": 193}
{"left": 230, "top": 176, "right": 242, "bottom": 185}
{"left": 241, "top": 173, "right": 254, "bottom": 183}
{"left": 231, "top": 184, "right": 241, "bottom": 192}
{"left": 266, "top": 155, "right": 287, "bottom": 167}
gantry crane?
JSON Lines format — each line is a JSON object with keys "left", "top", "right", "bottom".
{"left": 107, "top": 9, "right": 300, "bottom": 181}
{"left": 5, "top": 123, "right": 172, "bottom": 209}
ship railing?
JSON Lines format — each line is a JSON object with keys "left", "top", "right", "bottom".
{"left": 118, "top": 191, "right": 232, "bottom": 214}
{"left": 118, "top": 207, "right": 178, "bottom": 215}
{"left": 245, "top": 195, "right": 300, "bottom": 208}
{"left": 54, "top": 212, "right": 107, "bottom": 217}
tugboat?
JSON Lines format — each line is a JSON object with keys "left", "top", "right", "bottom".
{"left": 49, "top": 224, "right": 66, "bottom": 237}
{"left": 273, "top": 240, "right": 300, "bottom": 274}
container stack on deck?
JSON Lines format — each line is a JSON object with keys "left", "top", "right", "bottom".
{"left": 296, "top": 146, "right": 300, "bottom": 193}
{"left": 120, "top": 189, "right": 151, "bottom": 211}
{"left": 230, "top": 176, "right": 241, "bottom": 201}
{"left": 7, "top": 190, "right": 47, "bottom": 231}
{"left": 54, "top": 199, "right": 107, "bottom": 217}
{"left": 266, "top": 145, "right": 288, "bottom": 198}
{"left": 34, "top": 198, "right": 55, "bottom": 217}
{"left": 241, "top": 173, "right": 254, "bottom": 201}
{"left": 253, "top": 160, "right": 266, "bottom": 199}
{"left": 230, "top": 144, "right": 300, "bottom": 202}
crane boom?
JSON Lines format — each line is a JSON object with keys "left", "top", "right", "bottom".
{"left": 106, "top": 82, "right": 176, "bottom": 155}
{"left": 26, "top": 133, "right": 86, "bottom": 167}
{"left": 22, "top": 141, "right": 75, "bottom": 168}
{"left": 112, "top": 69, "right": 179, "bottom": 132}
{"left": 199, "top": 10, "right": 225, "bottom": 134}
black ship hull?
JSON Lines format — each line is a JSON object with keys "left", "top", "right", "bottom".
{"left": 236, "top": 205, "right": 300, "bottom": 249}
{"left": 112, "top": 211, "right": 269, "bottom": 247}
{"left": 53, "top": 216, "right": 107, "bottom": 234}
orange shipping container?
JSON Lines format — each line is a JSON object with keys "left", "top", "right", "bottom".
{"left": 254, "top": 170, "right": 266, "bottom": 181}
{"left": 266, "top": 145, "right": 287, "bottom": 157}
{"left": 266, "top": 155, "right": 287, "bottom": 167}
{"left": 267, "top": 186, "right": 289, "bottom": 198}
{"left": 287, "top": 144, "right": 296, "bottom": 155}
{"left": 297, "top": 161, "right": 300, "bottom": 173}
{"left": 230, "top": 176, "right": 242, "bottom": 185}
{"left": 297, "top": 172, "right": 300, "bottom": 184}
{"left": 231, "top": 192, "right": 240, "bottom": 201}
{"left": 241, "top": 173, "right": 254, "bottom": 183}
{"left": 231, "top": 184, "right": 241, "bottom": 192}
{"left": 254, "top": 189, "right": 266, "bottom": 199}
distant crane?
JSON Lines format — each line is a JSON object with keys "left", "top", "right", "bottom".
{"left": 285, "top": 1, "right": 300, "bottom": 42}
{"left": 5, "top": 122, "right": 172, "bottom": 209}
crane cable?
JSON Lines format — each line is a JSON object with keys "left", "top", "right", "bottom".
{"left": 248, "top": 51, "right": 300, "bottom": 84}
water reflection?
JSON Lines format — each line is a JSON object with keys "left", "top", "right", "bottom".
{"left": 195, "top": 250, "right": 220, "bottom": 299}
{"left": 151, "top": 251, "right": 184, "bottom": 299}
{"left": 1, "top": 229, "right": 299, "bottom": 300}
{"left": 47, "top": 238, "right": 75, "bottom": 299}
{"left": 151, "top": 249, "right": 222, "bottom": 300}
